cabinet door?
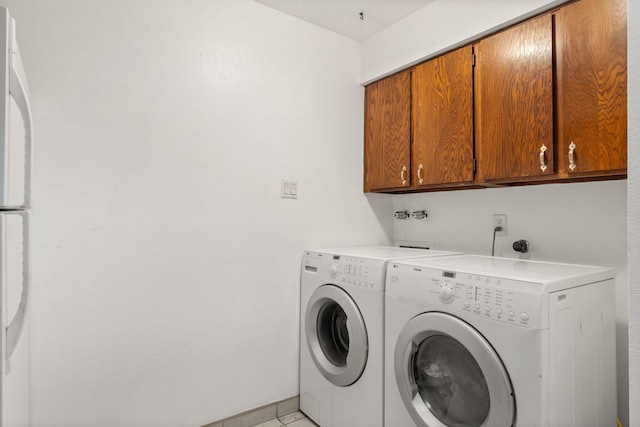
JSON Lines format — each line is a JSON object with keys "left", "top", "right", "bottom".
{"left": 364, "top": 70, "right": 411, "bottom": 191}
{"left": 556, "top": 0, "right": 627, "bottom": 176}
{"left": 475, "top": 14, "right": 554, "bottom": 182}
{"left": 412, "top": 46, "right": 474, "bottom": 187}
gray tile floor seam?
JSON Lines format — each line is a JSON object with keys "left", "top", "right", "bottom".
{"left": 213, "top": 400, "right": 308, "bottom": 427}
{"left": 277, "top": 411, "right": 306, "bottom": 424}
{"left": 286, "top": 418, "right": 317, "bottom": 427}
{"left": 253, "top": 410, "right": 316, "bottom": 427}
{"left": 254, "top": 419, "right": 285, "bottom": 427}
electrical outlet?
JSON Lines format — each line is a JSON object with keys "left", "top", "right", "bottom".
{"left": 493, "top": 214, "right": 507, "bottom": 236}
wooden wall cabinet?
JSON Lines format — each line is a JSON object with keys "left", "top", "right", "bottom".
{"left": 363, "top": 70, "right": 411, "bottom": 192}
{"left": 363, "top": 47, "right": 474, "bottom": 192}
{"left": 412, "top": 46, "right": 474, "bottom": 188}
{"left": 363, "top": 0, "right": 627, "bottom": 193}
{"left": 475, "top": 14, "right": 554, "bottom": 183}
{"left": 555, "top": 0, "right": 627, "bottom": 178}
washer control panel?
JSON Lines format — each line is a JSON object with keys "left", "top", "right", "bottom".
{"left": 453, "top": 277, "right": 539, "bottom": 328}
{"left": 303, "top": 251, "right": 385, "bottom": 291}
{"left": 387, "top": 263, "right": 543, "bottom": 329}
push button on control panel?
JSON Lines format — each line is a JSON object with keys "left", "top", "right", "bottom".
{"left": 329, "top": 263, "right": 338, "bottom": 277}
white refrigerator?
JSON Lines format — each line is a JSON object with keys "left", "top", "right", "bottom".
{"left": 0, "top": 7, "right": 33, "bottom": 427}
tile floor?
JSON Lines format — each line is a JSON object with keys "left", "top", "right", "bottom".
{"left": 255, "top": 411, "right": 317, "bottom": 427}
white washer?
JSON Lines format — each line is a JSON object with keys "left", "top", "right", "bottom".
{"left": 385, "top": 255, "right": 617, "bottom": 427}
{"left": 300, "top": 247, "right": 462, "bottom": 427}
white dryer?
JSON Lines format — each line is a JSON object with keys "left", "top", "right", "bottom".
{"left": 300, "top": 247, "right": 461, "bottom": 427}
{"left": 384, "top": 255, "right": 617, "bottom": 427}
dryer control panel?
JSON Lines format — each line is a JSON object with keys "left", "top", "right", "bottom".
{"left": 387, "top": 263, "right": 545, "bottom": 329}
{"left": 303, "top": 251, "right": 386, "bottom": 291}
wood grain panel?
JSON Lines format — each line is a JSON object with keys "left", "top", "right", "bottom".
{"left": 412, "top": 46, "right": 474, "bottom": 186}
{"left": 475, "top": 14, "right": 554, "bottom": 181}
{"left": 364, "top": 70, "right": 411, "bottom": 191}
{"left": 556, "top": 0, "right": 627, "bottom": 175}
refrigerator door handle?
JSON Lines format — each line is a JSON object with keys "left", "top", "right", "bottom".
{"left": 5, "top": 211, "right": 29, "bottom": 360}
{"left": 8, "top": 17, "right": 33, "bottom": 208}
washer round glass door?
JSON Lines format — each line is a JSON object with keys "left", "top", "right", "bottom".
{"left": 394, "top": 312, "right": 514, "bottom": 427}
{"left": 305, "top": 284, "right": 368, "bottom": 387}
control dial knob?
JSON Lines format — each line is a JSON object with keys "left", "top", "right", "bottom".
{"left": 439, "top": 284, "right": 455, "bottom": 303}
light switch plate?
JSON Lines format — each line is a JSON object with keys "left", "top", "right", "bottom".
{"left": 281, "top": 180, "right": 298, "bottom": 199}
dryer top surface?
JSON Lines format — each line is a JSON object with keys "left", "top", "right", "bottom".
{"left": 305, "top": 246, "right": 461, "bottom": 261}
{"left": 392, "top": 255, "right": 616, "bottom": 289}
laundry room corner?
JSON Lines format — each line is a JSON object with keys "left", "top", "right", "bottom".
{"left": 0, "top": 0, "right": 635, "bottom": 425}
{"left": 359, "top": 1, "right": 632, "bottom": 423}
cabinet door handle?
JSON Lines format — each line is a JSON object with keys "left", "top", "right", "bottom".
{"left": 401, "top": 165, "right": 407, "bottom": 185}
{"left": 417, "top": 164, "right": 424, "bottom": 184}
{"left": 568, "top": 142, "right": 576, "bottom": 171}
{"left": 539, "top": 145, "right": 547, "bottom": 172}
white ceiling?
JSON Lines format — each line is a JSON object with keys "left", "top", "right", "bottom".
{"left": 254, "top": 0, "right": 435, "bottom": 41}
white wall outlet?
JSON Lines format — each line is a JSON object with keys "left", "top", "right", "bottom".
{"left": 493, "top": 214, "right": 507, "bottom": 236}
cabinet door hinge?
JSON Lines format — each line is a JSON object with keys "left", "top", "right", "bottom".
{"left": 472, "top": 53, "right": 476, "bottom": 67}
{"left": 473, "top": 159, "right": 477, "bottom": 172}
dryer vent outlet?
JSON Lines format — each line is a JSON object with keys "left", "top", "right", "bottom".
{"left": 493, "top": 214, "right": 507, "bottom": 236}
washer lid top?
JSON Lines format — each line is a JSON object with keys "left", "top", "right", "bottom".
{"left": 392, "top": 254, "right": 615, "bottom": 292}
{"left": 305, "top": 246, "right": 461, "bottom": 261}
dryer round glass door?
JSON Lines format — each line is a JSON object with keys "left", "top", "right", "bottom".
{"left": 394, "top": 312, "right": 514, "bottom": 427}
{"left": 305, "top": 284, "right": 368, "bottom": 387}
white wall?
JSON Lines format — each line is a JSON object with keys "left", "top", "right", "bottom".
{"left": 361, "top": 0, "right": 568, "bottom": 83}
{"left": 362, "top": 1, "right": 632, "bottom": 425}
{"left": 2, "top": 1, "right": 393, "bottom": 426}
{"left": 628, "top": 0, "right": 639, "bottom": 424}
